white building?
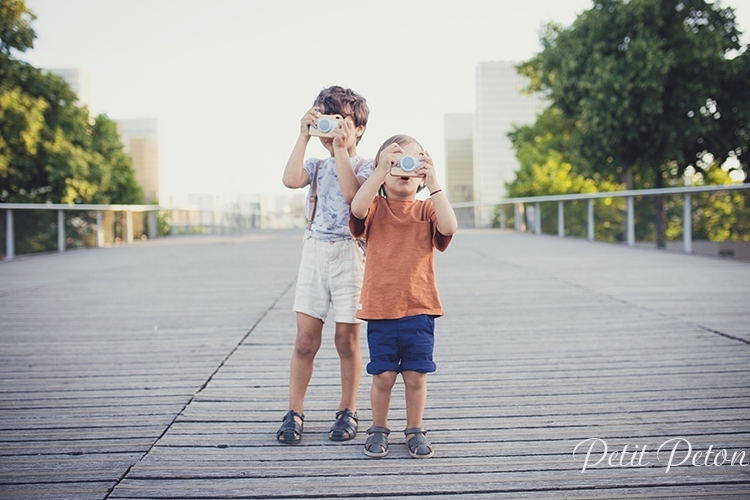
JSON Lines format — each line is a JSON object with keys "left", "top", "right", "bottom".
{"left": 47, "top": 68, "right": 91, "bottom": 109}
{"left": 471, "top": 61, "right": 545, "bottom": 226}
{"left": 116, "top": 119, "right": 160, "bottom": 203}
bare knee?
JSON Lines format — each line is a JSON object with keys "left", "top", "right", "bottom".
{"left": 372, "top": 372, "right": 397, "bottom": 392}
{"left": 334, "top": 324, "right": 360, "bottom": 358}
{"left": 294, "top": 330, "right": 321, "bottom": 359}
{"left": 402, "top": 371, "right": 426, "bottom": 392}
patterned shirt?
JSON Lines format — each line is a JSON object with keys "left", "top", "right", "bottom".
{"left": 303, "top": 156, "right": 374, "bottom": 241}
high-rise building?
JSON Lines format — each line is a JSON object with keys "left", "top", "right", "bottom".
{"left": 444, "top": 113, "right": 475, "bottom": 227}
{"left": 116, "top": 119, "right": 160, "bottom": 203}
{"left": 47, "top": 68, "right": 91, "bottom": 109}
{"left": 471, "top": 61, "right": 545, "bottom": 226}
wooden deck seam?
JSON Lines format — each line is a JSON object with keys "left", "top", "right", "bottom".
{"left": 101, "top": 279, "right": 296, "bottom": 500}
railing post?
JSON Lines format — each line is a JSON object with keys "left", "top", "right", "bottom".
{"left": 148, "top": 210, "right": 157, "bottom": 240}
{"left": 57, "top": 210, "right": 65, "bottom": 253}
{"left": 558, "top": 201, "right": 564, "bottom": 237}
{"left": 514, "top": 203, "right": 526, "bottom": 231}
{"left": 683, "top": 193, "right": 692, "bottom": 254}
{"left": 587, "top": 199, "right": 595, "bottom": 241}
{"left": 126, "top": 210, "right": 134, "bottom": 244}
{"left": 626, "top": 196, "right": 635, "bottom": 247}
{"left": 535, "top": 202, "right": 541, "bottom": 235}
{"left": 96, "top": 210, "right": 104, "bottom": 248}
{"left": 5, "top": 209, "right": 14, "bottom": 260}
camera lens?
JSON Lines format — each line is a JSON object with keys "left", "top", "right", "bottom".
{"left": 400, "top": 155, "right": 418, "bottom": 171}
{"left": 317, "top": 118, "right": 334, "bottom": 133}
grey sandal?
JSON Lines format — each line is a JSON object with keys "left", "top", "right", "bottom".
{"left": 277, "top": 410, "right": 304, "bottom": 444}
{"left": 404, "top": 427, "right": 434, "bottom": 458}
{"left": 364, "top": 427, "right": 390, "bottom": 458}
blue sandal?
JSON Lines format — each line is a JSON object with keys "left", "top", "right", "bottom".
{"left": 277, "top": 410, "right": 304, "bottom": 444}
{"left": 328, "top": 408, "right": 358, "bottom": 441}
{"left": 364, "top": 427, "right": 390, "bottom": 458}
{"left": 404, "top": 428, "right": 434, "bottom": 458}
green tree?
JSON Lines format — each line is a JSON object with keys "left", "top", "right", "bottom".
{"left": 507, "top": 106, "right": 626, "bottom": 240}
{"left": 519, "top": 0, "right": 748, "bottom": 247}
{"left": 0, "top": 0, "right": 142, "bottom": 205}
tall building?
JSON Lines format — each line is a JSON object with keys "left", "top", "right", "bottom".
{"left": 46, "top": 68, "right": 91, "bottom": 109}
{"left": 116, "top": 119, "right": 160, "bottom": 203}
{"left": 444, "top": 113, "right": 475, "bottom": 227}
{"left": 472, "top": 61, "right": 545, "bottom": 226}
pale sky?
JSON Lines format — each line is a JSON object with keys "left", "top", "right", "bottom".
{"left": 21, "top": 0, "right": 750, "bottom": 206}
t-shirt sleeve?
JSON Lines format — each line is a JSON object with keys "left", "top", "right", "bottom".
{"left": 428, "top": 200, "right": 453, "bottom": 252}
{"left": 302, "top": 158, "right": 318, "bottom": 184}
{"left": 349, "top": 197, "right": 378, "bottom": 239}
{"left": 356, "top": 158, "right": 375, "bottom": 180}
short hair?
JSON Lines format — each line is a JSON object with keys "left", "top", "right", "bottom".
{"left": 313, "top": 86, "right": 369, "bottom": 142}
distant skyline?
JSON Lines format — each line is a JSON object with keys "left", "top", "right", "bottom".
{"left": 22, "top": 0, "right": 750, "bottom": 205}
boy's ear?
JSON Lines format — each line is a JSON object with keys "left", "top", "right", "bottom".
{"left": 355, "top": 125, "right": 365, "bottom": 137}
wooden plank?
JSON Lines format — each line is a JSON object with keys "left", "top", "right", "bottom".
{"left": 2, "top": 229, "right": 749, "bottom": 499}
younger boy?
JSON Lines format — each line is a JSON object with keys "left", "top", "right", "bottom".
{"left": 277, "top": 86, "right": 372, "bottom": 444}
{"left": 349, "top": 134, "right": 458, "bottom": 458}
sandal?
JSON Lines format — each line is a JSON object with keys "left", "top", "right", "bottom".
{"left": 328, "top": 408, "right": 358, "bottom": 441}
{"left": 404, "top": 428, "right": 434, "bottom": 458}
{"left": 277, "top": 410, "right": 304, "bottom": 444}
{"left": 364, "top": 427, "right": 390, "bottom": 458}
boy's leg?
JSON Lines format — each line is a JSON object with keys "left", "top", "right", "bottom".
{"left": 334, "top": 321, "right": 362, "bottom": 411}
{"left": 288, "top": 312, "right": 324, "bottom": 416}
{"left": 402, "top": 370, "right": 427, "bottom": 429}
{"left": 402, "top": 370, "right": 434, "bottom": 457}
{"left": 370, "top": 371, "right": 398, "bottom": 428}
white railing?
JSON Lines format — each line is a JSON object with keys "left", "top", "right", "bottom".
{"left": 1, "top": 203, "right": 264, "bottom": 260}
{"left": 2, "top": 184, "right": 748, "bottom": 260}
{"left": 452, "top": 184, "right": 750, "bottom": 254}
{"left": 2, "top": 203, "right": 159, "bottom": 260}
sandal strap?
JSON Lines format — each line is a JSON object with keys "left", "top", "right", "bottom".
{"left": 366, "top": 426, "right": 391, "bottom": 435}
{"left": 283, "top": 409, "right": 304, "bottom": 422}
{"left": 335, "top": 408, "right": 358, "bottom": 421}
{"left": 404, "top": 427, "right": 425, "bottom": 436}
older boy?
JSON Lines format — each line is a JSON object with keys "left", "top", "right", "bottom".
{"left": 278, "top": 86, "right": 372, "bottom": 444}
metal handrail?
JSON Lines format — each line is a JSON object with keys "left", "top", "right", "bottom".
{"left": 451, "top": 183, "right": 750, "bottom": 208}
{"left": 0, "top": 203, "right": 159, "bottom": 211}
{"left": 451, "top": 183, "right": 750, "bottom": 253}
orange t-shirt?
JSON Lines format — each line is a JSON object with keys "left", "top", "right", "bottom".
{"left": 349, "top": 196, "right": 452, "bottom": 320}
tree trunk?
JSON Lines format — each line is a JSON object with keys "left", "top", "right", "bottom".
{"left": 654, "top": 169, "right": 666, "bottom": 248}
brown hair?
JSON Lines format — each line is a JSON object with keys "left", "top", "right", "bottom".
{"left": 313, "top": 86, "right": 369, "bottom": 143}
{"left": 374, "top": 134, "right": 426, "bottom": 196}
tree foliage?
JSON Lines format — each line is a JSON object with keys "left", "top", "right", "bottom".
{"left": 513, "top": 0, "right": 749, "bottom": 245}
{"left": 0, "top": 0, "right": 143, "bottom": 204}
{"left": 507, "top": 106, "right": 627, "bottom": 241}
{"left": 520, "top": 0, "right": 748, "bottom": 181}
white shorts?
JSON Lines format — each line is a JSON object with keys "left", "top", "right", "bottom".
{"left": 293, "top": 238, "right": 365, "bottom": 324}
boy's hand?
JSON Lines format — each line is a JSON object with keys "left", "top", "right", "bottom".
{"left": 332, "top": 117, "right": 357, "bottom": 150}
{"left": 300, "top": 107, "right": 321, "bottom": 137}
{"left": 415, "top": 151, "right": 439, "bottom": 191}
{"left": 376, "top": 143, "right": 403, "bottom": 176}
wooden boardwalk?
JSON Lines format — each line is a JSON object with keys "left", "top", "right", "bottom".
{"left": 1, "top": 228, "right": 748, "bottom": 499}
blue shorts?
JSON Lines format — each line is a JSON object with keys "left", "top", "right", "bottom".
{"left": 366, "top": 315, "right": 437, "bottom": 375}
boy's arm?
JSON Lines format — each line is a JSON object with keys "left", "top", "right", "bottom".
{"left": 282, "top": 108, "right": 318, "bottom": 189}
{"left": 350, "top": 166, "right": 385, "bottom": 219}
{"left": 282, "top": 135, "right": 311, "bottom": 189}
{"left": 332, "top": 119, "right": 364, "bottom": 203}
{"left": 418, "top": 152, "right": 458, "bottom": 236}
{"left": 334, "top": 147, "right": 361, "bottom": 204}
{"left": 429, "top": 189, "right": 458, "bottom": 236}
